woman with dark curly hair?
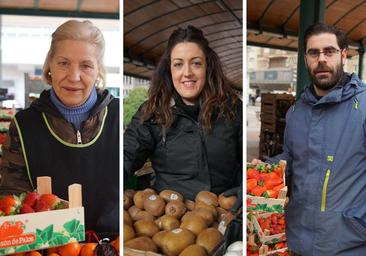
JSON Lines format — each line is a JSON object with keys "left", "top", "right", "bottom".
{"left": 124, "top": 25, "right": 242, "bottom": 205}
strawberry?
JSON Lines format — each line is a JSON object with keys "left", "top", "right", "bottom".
{"left": 20, "top": 204, "right": 35, "bottom": 214}
{"left": 23, "top": 192, "right": 38, "bottom": 207}
{"left": 0, "top": 195, "right": 20, "bottom": 215}
{"left": 34, "top": 194, "right": 60, "bottom": 212}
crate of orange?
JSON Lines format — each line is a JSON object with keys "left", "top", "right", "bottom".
{"left": 0, "top": 177, "right": 85, "bottom": 255}
{"left": 247, "top": 161, "right": 287, "bottom": 214}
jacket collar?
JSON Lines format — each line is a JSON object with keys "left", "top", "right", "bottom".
{"left": 31, "top": 89, "right": 114, "bottom": 117}
{"left": 301, "top": 73, "right": 366, "bottom": 106}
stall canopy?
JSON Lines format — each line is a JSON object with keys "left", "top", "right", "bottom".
{"left": 124, "top": 0, "right": 243, "bottom": 89}
{"left": 0, "top": 0, "right": 119, "bottom": 19}
{"left": 248, "top": 0, "right": 366, "bottom": 58}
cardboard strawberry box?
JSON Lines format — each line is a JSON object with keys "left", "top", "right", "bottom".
{"left": 252, "top": 212, "right": 286, "bottom": 245}
{"left": 0, "top": 177, "right": 84, "bottom": 255}
{"left": 265, "top": 247, "right": 289, "bottom": 256}
{"left": 247, "top": 160, "right": 287, "bottom": 214}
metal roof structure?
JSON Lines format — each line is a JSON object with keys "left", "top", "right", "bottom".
{"left": 247, "top": 0, "right": 366, "bottom": 57}
{"left": 0, "top": 0, "right": 119, "bottom": 19}
{"left": 124, "top": 0, "right": 243, "bottom": 89}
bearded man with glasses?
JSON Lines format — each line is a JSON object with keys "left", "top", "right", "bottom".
{"left": 252, "top": 23, "right": 366, "bottom": 255}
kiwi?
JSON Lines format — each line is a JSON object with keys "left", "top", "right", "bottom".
{"left": 184, "top": 199, "right": 195, "bottom": 211}
{"left": 158, "top": 215, "right": 180, "bottom": 231}
{"left": 192, "top": 207, "right": 215, "bottom": 226}
{"left": 133, "top": 189, "right": 156, "bottom": 209}
{"left": 195, "top": 201, "right": 218, "bottom": 220}
{"left": 181, "top": 211, "right": 196, "bottom": 223}
{"left": 218, "top": 193, "right": 237, "bottom": 210}
{"left": 196, "top": 228, "right": 223, "bottom": 254}
{"left": 161, "top": 228, "right": 196, "bottom": 256}
{"left": 179, "top": 244, "right": 208, "bottom": 256}
{"left": 124, "top": 194, "right": 133, "bottom": 210}
{"left": 165, "top": 200, "right": 186, "bottom": 219}
{"left": 128, "top": 205, "right": 142, "bottom": 220}
{"left": 124, "top": 189, "right": 136, "bottom": 199}
{"left": 180, "top": 214, "right": 208, "bottom": 236}
{"left": 133, "top": 210, "right": 155, "bottom": 222}
{"left": 160, "top": 189, "right": 184, "bottom": 202}
{"left": 143, "top": 188, "right": 157, "bottom": 194}
{"left": 144, "top": 194, "right": 166, "bottom": 217}
{"left": 152, "top": 230, "right": 168, "bottom": 249}
{"left": 133, "top": 219, "right": 160, "bottom": 237}
{"left": 125, "top": 236, "right": 158, "bottom": 252}
{"left": 195, "top": 191, "right": 218, "bottom": 207}
{"left": 133, "top": 191, "right": 146, "bottom": 209}
{"left": 123, "top": 209, "right": 133, "bottom": 226}
{"left": 123, "top": 223, "right": 135, "bottom": 242}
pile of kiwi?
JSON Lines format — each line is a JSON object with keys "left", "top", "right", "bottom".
{"left": 123, "top": 188, "right": 237, "bottom": 256}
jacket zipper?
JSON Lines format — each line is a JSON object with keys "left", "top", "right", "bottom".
{"left": 321, "top": 169, "right": 331, "bottom": 212}
{"left": 76, "top": 130, "right": 82, "bottom": 144}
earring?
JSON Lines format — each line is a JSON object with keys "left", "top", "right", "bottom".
{"left": 48, "top": 71, "right": 51, "bottom": 76}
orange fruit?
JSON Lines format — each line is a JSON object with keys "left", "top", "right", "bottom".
{"left": 80, "top": 243, "right": 97, "bottom": 256}
{"left": 10, "top": 253, "right": 26, "bottom": 256}
{"left": 112, "top": 236, "right": 120, "bottom": 252}
{"left": 46, "top": 247, "right": 59, "bottom": 254}
{"left": 27, "top": 252, "right": 42, "bottom": 256}
{"left": 58, "top": 242, "right": 81, "bottom": 256}
{"left": 47, "top": 254, "right": 60, "bottom": 256}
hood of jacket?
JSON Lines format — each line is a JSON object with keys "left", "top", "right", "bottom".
{"left": 30, "top": 89, "right": 114, "bottom": 118}
{"left": 301, "top": 72, "right": 366, "bottom": 106}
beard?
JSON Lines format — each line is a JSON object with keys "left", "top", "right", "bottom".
{"left": 308, "top": 61, "right": 344, "bottom": 91}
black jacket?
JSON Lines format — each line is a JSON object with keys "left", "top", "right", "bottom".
{"left": 124, "top": 100, "right": 242, "bottom": 200}
{"left": 2, "top": 89, "right": 119, "bottom": 237}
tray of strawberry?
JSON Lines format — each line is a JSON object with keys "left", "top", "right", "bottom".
{"left": 252, "top": 212, "right": 286, "bottom": 245}
{"left": 0, "top": 176, "right": 85, "bottom": 255}
{"left": 247, "top": 160, "right": 287, "bottom": 214}
{"left": 0, "top": 192, "right": 67, "bottom": 216}
{"left": 257, "top": 213, "right": 285, "bottom": 236}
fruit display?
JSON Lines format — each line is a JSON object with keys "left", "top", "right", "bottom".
{"left": 247, "top": 160, "right": 289, "bottom": 255}
{"left": 247, "top": 162, "right": 285, "bottom": 198}
{"left": 0, "top": 177, "right": 84, "bottom": 255}
{"left": 0, "top": 192, "right": 67, "bottom": 216}
{"left": 256, "top": 213, "right": 285, "bottom": 236}
{"left": 247, "top": 161, "right": 287, "bottom": 214}
{"left": 124, "top": 188, "right": 238, "bottom": 256}
{"left": 246, "top": 234, "right": 288, "bottom": 256}
{"left": 8, "top": 237, "right": 119, "bottom": 256}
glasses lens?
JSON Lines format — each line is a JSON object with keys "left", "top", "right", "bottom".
{"left": 307, "top": 50, "right": 320, "bottom": 58}
{"left": 324, "top": 49, "right": 337, "bottom": 57}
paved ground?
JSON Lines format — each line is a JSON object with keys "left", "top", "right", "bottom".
{"left": 246, "top": 103, "right": 261, "bottom": 162}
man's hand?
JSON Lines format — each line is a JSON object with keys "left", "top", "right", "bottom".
{"left": 251, "top": 158, "right": 264, "bottom": 166}
{"left": 223, "top": 185, "right": 242, "bottom": 213}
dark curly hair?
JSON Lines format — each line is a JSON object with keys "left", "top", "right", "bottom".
{"left": 142, "top": 25, "right": 240, "bottom": 131}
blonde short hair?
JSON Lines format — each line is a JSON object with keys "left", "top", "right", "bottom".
{"left": 42, "top": 20, "right": 106, "bottom": 89}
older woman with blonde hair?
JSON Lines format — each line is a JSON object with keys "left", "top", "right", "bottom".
{"left": 0, "top": 20, "right": 119, "bottom": 237}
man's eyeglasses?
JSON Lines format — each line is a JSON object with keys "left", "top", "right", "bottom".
{"left": 306, "top": 48, "right": 342, "bottom": 59}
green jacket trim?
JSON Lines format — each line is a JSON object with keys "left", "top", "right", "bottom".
{"left": 41, "top": 107, "right": 108, "bottom": 148}
{"left": 13, "top": 116, "right": 34, "bottom": 190}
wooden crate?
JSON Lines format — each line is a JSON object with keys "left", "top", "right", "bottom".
{"left": 259, "top": 93, "right": 294, "bottom": 160}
